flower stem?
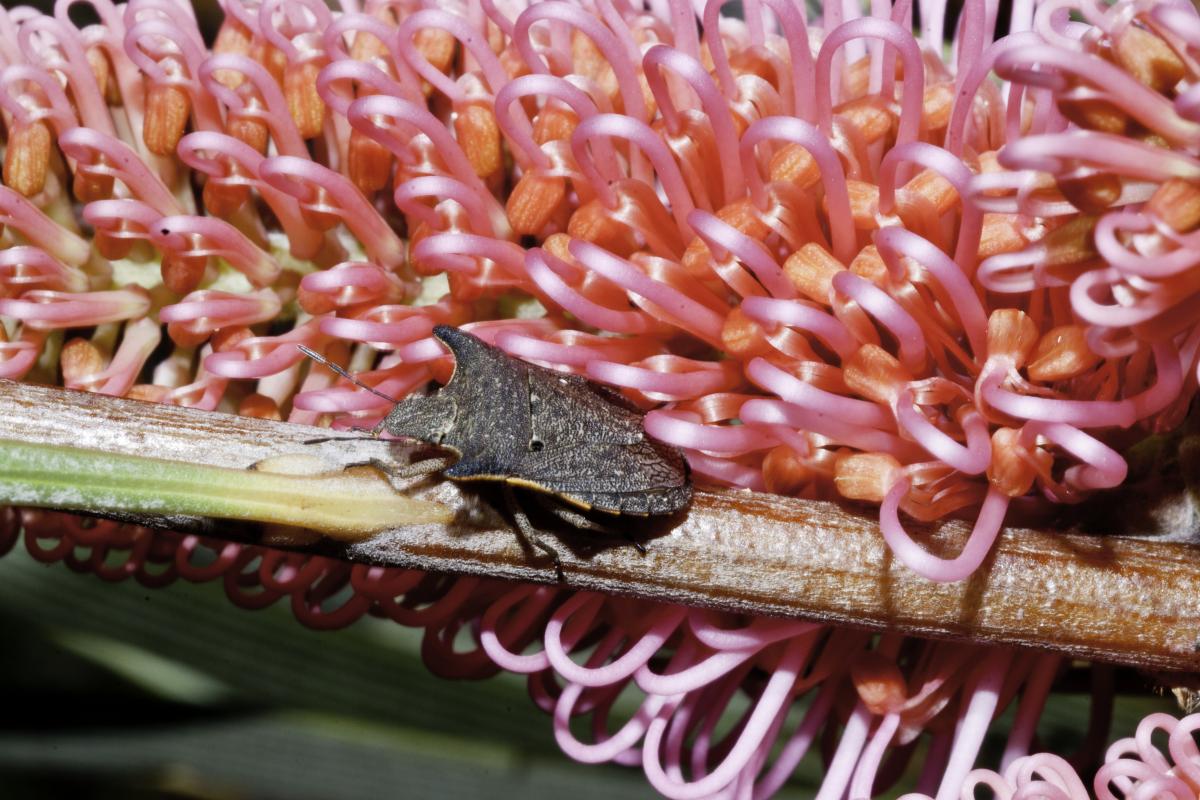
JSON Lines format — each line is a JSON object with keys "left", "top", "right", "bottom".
{"left": 0, "top": 439, "right": 451, "bottom": 538}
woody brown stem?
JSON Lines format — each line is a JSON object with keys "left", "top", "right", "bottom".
{"left": 1, "top": 379, "right": 1198, "bottom": 672}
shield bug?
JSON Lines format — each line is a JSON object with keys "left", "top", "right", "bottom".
{"left": 299, "top": 325, "right": 692, "bottom": 575}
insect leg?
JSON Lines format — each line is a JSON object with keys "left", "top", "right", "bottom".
{"left": 390, "top": 455, "right": 456, "bottom": 479}
{"left": 503, "top": 485, "right": 565, "bottom": 581}
{"left": 532, "top": 497, "right": 647, "bottom": 555}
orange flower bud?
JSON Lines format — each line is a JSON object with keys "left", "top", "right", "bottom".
{"left": 1113, "top": 24, "right": 1186, "bottom": 94}
{"left": 532, "top": 104, "right": 580, "bottom": 145}
{"left": 60, "top": 338, "right": 105, "bottom": 385}
{"left": 834, "top": 452, "right": 903, "bottom": 503}
{"left": 3, "top": 120, "right": 51, "bottom": 197}
{"left": 507, "top": 172, "right": 567, "bottom": 236}
{"left": 161, "top": 253, "right": 208, "bottom": 295}
{"left": 977, "top": 213, "right": 1027, "bottom": 259}
{"left": 144, "top": 84, "right": 191, "bottom": 157}
{"left": 986, "top": 309, "right": 1038, "bottom": 366}
{"left": 1147, "top": 178, "right": 1200, "bottom": 232}
{"left": 721, "top": 306, "right": 773, "bottom": 360}
{"left": 568, "top": 201, "right": 639, "bottom": 257}
{"left": 768, "top": 143, "right": 820, "bottom": 188}
{"left": 455, "top": 103, "right": 503, "bottom": 178}
{"left": 844, "top": 345, "right": 911, "bottom": 405}
{"left": 849, "top": 245, "right": 888, "bottom": 285}
{"left": 783, "top": 242, "right": 844, "bottom": 304}
{"left": 348, "top": 128, "right": 394, "bottom": 195}
{"left": 845, "top": 180, "right": 881, "bottom": 230}
{"left": 239, "top": 393, "right": 283, "bottom": 420}
{"left": 762, "top": 444, "right": 818, "bottom": 496}
{"left": 987, "top": 427, "right": 1051, "bottom": 497}
{"left": 851, "top": 651, "right": 908, "bottom": 715}
{"left": 1026, "top": 324, "right": 1099, "bottom": 382}
{"left": 285, "top": 61, "right": 326, "bottom": 139}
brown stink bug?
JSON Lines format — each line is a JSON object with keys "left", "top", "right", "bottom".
{"left": 299, "top": 325, "right": 692, "bottom": 574}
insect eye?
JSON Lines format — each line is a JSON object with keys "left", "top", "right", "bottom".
{"left": 530, "top": 439, "right": 544, "bottom": 452}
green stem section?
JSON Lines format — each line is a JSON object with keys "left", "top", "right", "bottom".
{"left": 0, "top": 440, "right": 450, "bottom": 539}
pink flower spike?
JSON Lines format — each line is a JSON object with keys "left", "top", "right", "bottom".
{"left": 58, "top": 127, "right": 183, "bottom": 214}
{"left": 572, "top": 113, "right": 701, "bottom": 235}
{"left": 318, "top": 311, "right": 436, "bottom": 349}
{"left": 395, "top": 9, "right": 512, "bottom": 105}
{"left": 586, "top": 357, "right": 741, "bottom": 402}
{"left": 394, "top": 176, "right": 501, "bottom": 237}
{"left": 833, "top": 271, "right": 929, "bottom": 374}
{"left": 206, "top": 331, "right": 328, "bottom": 383}
{"left": 642, "top": 45, "right": 744, "bottom": 205}
{"left": 0, "top": 186, "right": 92, "bottom": 267}
{"left": 198, "top": 54, "right": 309, "bottom": 158}
{"left": 643, "top": 635, "right": 812, "bottom": 800}
{"left": 0, "top": 63, "right": 80, "bottom": 134}
{"left": 494, "top": 329, "right": 659, "bottom": 372}
{"left": 741, "top": 297, "right": 858, "bottom": 359}
{"left": 18, "top": 15, "right": 116, "bottom": 136}
{"left": 874, "top": 226, "right": 988, "bottom": 360}
{"left": 316, "top": 55, "right": 420, "bottom": 122}
{"left": 523, "top": 248, "right": 655, "bottom": 335}
{"left": 513, "top": 2, "right": 648, "bottom": 123}
{"left": 298, "top": 262, "right": 411, "bottom": 312}
{"left": 684, "top": 451, "right": 767, "bottom": 490}
{"left": 877, "top": 142, "right": 983, "bottom": 271}
{"left": 175, "top": 131, "right": 325, "bottom": 260}
{"left": 158, "top": 289, "right": 282, "bottom": 343}
{"left": 256, "top": 0, "right": 331, "bottom": 65}
{"left": 150, "top": 215, "right": 282, "bottom": 288}
{"left": 995, "top": 44, "right": 1200, "bottom": 147}
{"left": 345, "top": 95, "right": 508, "bottom": 234}
{"left": 687, "top": 210, "right": 796, "bottom": 299}
{"left": 977, "top": 367, "right": 1137, "bottom": 429}
{"left": 66, "top": 317, "right": 161, "bottom": 396}
{"left": 999, "top": 131, "right": 1200, "bottom": 187}
{"left": 568, "top": 240, "right": 726, "bottom": 347}
{"left": 477, "top": 584, "right": 559, "bottom": 674}
{"left": 320, "top": 12, "right": 423, "bottom": 103}
{"left": 644, "top": 410, "right": 778, "bottom": 456}
{"left": 946, "top": 33, "right": 1040, "bottom": 158}
{"left": 1021, "top": 422, "right": 1128, "bottom": 492}
{"left": 935, "top": 649, "right": 1013, "bottom": 800}
{"left": 80, "top": 198, "right": 163, "bottom": 260}
{"left": 0, "top": 330, "right": 45, "bottom": 380}
{"left": 740, "top": 117, "right": 856, "bottom": 264}
{"left": 493, "top": 73, "right": 607, "bottom": 172}
{"left": 257, "top": 155, "right": 412, "bottom": 280}
{"left": 740, "top": 397, "right": 922, "bottom": 459}
{"left": 816, "top": 18, "right": 925, "bottom": 146}
{"left": 895, "top": 389, "right": 991, "bottom": 474}
{"left": 0, "top": 246, "right": 90, "bottom": 296}
{"left": 124, "top": 17, "right": 224, "bottom": 133}
{"left": 746, "top": 358, "right": 897, "bottom": 431}
{"left": 880, "top": 481, "right": 1011, "bottom": 582}
{"left": 0, "top": 287, "right": 150, "bottom": 330}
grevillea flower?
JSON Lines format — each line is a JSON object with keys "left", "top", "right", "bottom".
{"left": 2, "top": 0, "right": 1199, "bottom": 795}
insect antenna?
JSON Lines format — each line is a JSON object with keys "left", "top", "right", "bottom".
{"left": 296, "top": 345, "right": 401, "bottom": 404}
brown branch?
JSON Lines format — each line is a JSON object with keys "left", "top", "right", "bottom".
{"left": 2, "top": 378, "right": 1199, "bottom": 673}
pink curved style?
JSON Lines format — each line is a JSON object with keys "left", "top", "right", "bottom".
{"left": 0, "top": 0, "right": 1195, "bottom": 796}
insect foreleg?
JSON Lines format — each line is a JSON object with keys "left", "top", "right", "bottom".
{"left": 504, "top": 485, "right": 565, "bottom": 581}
